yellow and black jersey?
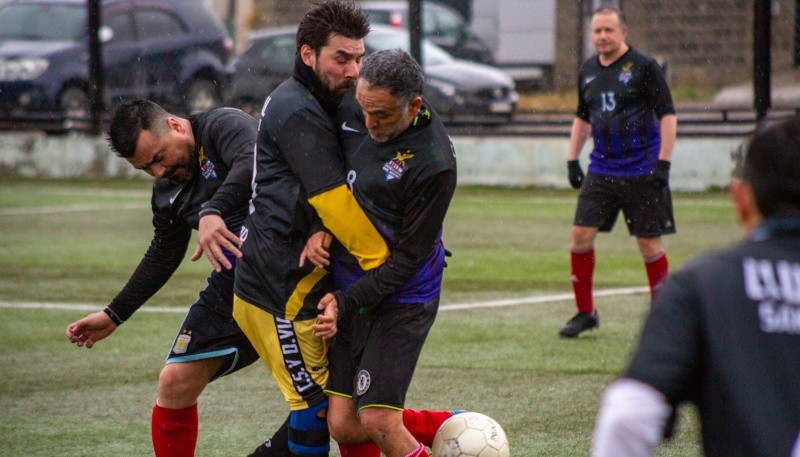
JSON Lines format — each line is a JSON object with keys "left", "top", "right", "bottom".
{"left": 108, "top": 108, "right": 257, "bottom": 322}
{"left": 330, "top": 89, "right": 457, "bottom": 312}
{"left": 234, "top": 57, "right": 390, "bottom": 321}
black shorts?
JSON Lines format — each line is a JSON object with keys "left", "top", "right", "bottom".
{"left": 166, "top": 280, "right": 260, "bottom": 381}
{"left": 326, "top": 299, "right": 438, "bottom": 411}
{"left": 573, "top": 172, "right": 677, "bottom": 237}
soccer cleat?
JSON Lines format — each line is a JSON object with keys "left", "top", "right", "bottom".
{"left": 559, "top": 310, "right": 599, "bottom": 337}
{"left": 451, "top": 409, "right": 467, "bottom": 415}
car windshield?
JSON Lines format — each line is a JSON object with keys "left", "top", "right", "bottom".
{"left": 366, "top": 29, "right": 453, "bottom": 66}
{"left": 0, "top": 3, "right": 87, "bottom": 41}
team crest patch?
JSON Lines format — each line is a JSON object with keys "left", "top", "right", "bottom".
{"left": 383, "top": 150, "right": 414, "bottom": 181}
{"left": 198, "top": 147, "right": 217, "bottom": 180}
{"left": 356, "top": 369, "right": 371, "bottom": 395}
{"left": 173, "top": 332, "right": 192, "bottom": 354}
{"left": 618, "top": 62, "right": 633, "bottom": 85}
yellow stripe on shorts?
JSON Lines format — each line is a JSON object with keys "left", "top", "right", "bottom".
{"left": 233, "top": 295, "right": 328, "bottom": 411}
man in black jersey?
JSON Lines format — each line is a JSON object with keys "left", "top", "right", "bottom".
{"left": 316, "top": 49, "right": 457, "bottom": 457}
{"left": 592, "top": 116, "right": 800, "bottom": 456}
{"left": 560, "top": 6, "right": 678, "bottom": 337}
{"left": 65, "top": 100, "right": 290, "bottom": 457}
{"left": 234, "top": 3, "right": 459, "bottom": 456}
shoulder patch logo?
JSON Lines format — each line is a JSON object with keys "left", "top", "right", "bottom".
{"left": 198, "top": 146, "right": 217, "bottom": 180}
{"left": 382, "top": 150, "right": 414, "bottom": 181}
{"left": 618, "top": 62, "right": 633, "bottom": 85}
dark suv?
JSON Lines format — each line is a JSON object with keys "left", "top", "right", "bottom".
{"left": 0, "top": 0, "right": 233, "bottom": 132}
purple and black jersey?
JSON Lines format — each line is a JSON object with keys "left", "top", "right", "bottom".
{"left": 330, "top": 89, "right": 457, "bottom": 310}
{"left": 577, "top": 47, "right": 675, "bottom": 177}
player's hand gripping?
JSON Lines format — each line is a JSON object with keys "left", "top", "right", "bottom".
{"left": 313, "top": 293, "right": 339, "bottom": 340}
{"left": 66, "top": 311, "right": 117, "bottom": 348}
{"left": 650, "top": 160, "right": 671, "bottom": 189}
{"left": 300, "top": 230, "right": 332, "bottom": 269}
{"left": 567, "top": 160, "right": 585, "bottom": 189}
{"left": 192, "top": 213, "right": 242, "bottom": 272}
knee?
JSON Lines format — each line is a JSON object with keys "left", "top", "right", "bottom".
{"left": 328, "top": 418, "right": 354, "bottom": 443}
{"left": 157, "top": 364, "right": 203, "bottom": 405}
{"left": 637, "top": 237, "right": 663, "bottom": 257}
{"left": 571, "top": 226, "right": 595, "bottom": 250}
{"left": 358, "top": 409, "right": 400, "bottom": 441}
{"left": 327, "top": 408, "right": 361, "bottom": 443}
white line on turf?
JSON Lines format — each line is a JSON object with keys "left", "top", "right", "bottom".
{"left": 0, "top": 203, "right": 150, "bottom": 216}
{"left": 0, "top": 287, "right": 649, "bottom": 314}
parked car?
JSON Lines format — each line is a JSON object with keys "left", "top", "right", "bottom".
{"left": 226, "top": 25, "right": 518, "bottom": 124}
{"left": 0, "top": 0, "right": 233, "bottom": 132}
{"left": 360, "top": 0, "right": 494, "bottom": 65}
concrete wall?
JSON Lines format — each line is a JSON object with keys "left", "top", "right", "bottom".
{"left": 0, "top": 133, "right": 744, "bottom": 190}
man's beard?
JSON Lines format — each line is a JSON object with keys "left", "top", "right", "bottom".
{"left": 167, "top": 148, "right": 196, "bottom": 184}
{"left": 315, "top": 63, "right": 354, "bottom": 103}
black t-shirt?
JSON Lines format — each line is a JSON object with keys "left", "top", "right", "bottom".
{"left": 625, "top": 219, "right": 800, "bottom": 456}
{"left": 576, "top": 47, "right": 675, "bottom": 177}
{"left": 108, "top": 108, "right": 257, "bottom": 321}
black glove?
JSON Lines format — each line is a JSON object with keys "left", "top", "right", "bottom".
{"left": 567, "top": 160, "right": 584, "bottom": 189}
{"left": 650, "top": 160, "right": 671, "bottom": 189}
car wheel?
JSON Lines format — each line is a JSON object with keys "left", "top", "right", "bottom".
{"left": 184, "top": 78, "right": 221, "bottom": 114}
{"left": 60, "top": 87, "right": 91, "bottom": 127}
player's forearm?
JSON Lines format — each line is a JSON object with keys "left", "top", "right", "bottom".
{"left": 658, "top": 114, "right": 677, "bottom": 162}
{"left": 108, "top": 228, "right": 190, "bottom": 322}
{"left": 568, "top": 118, "right": 592, "bottom": 160}
{"left": 592, "top": 378, "right": 671, "bottom": 457}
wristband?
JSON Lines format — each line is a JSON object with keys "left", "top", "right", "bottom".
{"left": 198, "top": 208, "right": 222, "bottom": 218}
{"left": 103, "top": 307, "right": 124, "bottom": 326}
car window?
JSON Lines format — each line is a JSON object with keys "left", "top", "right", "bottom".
{"left": 175, "top": 0, "right": 227, "bottom": 36}
{"left": 105, "top": 12, "right": 136, "bottom": 44}
{"left": 421, "top": 4, "right": 439, "bottom": 35}
{"left": 426, "top": 3, "right": 464, "bottom": 39}
{"left": 258, "top": 35, "right": 296, "bottom": 73}
{"left": 134, "top": 9, "right": 186, "bottom": 40}
{"left": 365, "top": 9, "right": 393, "bottom": 26}
{"left": 0, "top": 3, "right": 85, "bottom": 41}
{"left": 366, "top": 30, "right": 453, "bottom": 66}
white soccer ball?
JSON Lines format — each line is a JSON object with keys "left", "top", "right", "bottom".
{"left": 431, "top": 412, "right": 510, "bottom": 457}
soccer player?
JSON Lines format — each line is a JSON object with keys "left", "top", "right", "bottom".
{"left": 64, "top": 99, "right": 290, "bottom": 457}
{"left": 591, "top": 115, "right": 800, "bottom": 456}
{"left": 316, "top": 49, "right": 458, "bottom": 457}
{"left": 233, "top": 3, "right": 457, "bottom": 457}
{"left": 560, "top": 6, "right": 678, "bottom": 337}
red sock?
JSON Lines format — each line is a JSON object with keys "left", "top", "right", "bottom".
{"left": 571, "top": 249, "right": 595, "bottom": 314}
{"left": 338, "top": 442, "right": 381, "bottom": 457}
{"left": 151, "top": 403, "right": 198, "bottom": 457}
{"left": 645, "top": 252, "right": 669, "bottom": 302}
{"left": 403, "top": 409, "right": 454, "bottom": 447}
{"left": 404, "top": 443, "right": 428, "bottom": 457}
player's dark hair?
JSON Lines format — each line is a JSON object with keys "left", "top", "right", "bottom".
{"left": 296, "top": 1, "right": 370, "bottom": 55}
{"left": 107, "top": 99, "right": 170, "bottom": 158}
{"left": 593, "top": 5, "right": 627, "bottom": 27}
{"left": 742, "top": 115, "right": 800, "bottom": 217}
{"left": 359, "top": 49, "right": 424, "bottom": 106}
